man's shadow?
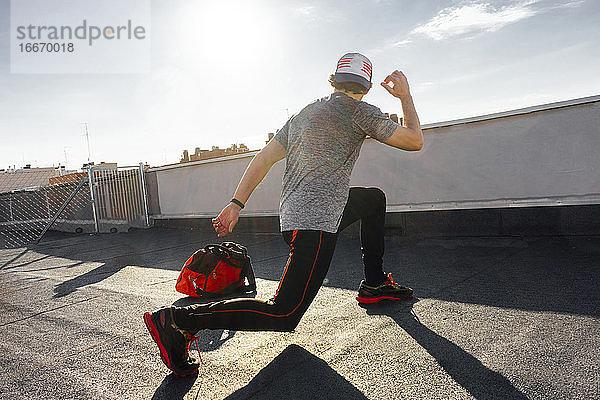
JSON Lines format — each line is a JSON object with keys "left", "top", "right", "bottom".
{"left": 362, "top": 299, "right": 529, "bottom": 400}
{"left": 54, "top": 255, "right": 136, "bottom": 298}
{"left": 53, "top": 246, "right": 145, "bottom": 298}
{"left": 152, "top": 344, "right": 369, "bottom": 400}
{"left": 225, "top": 344, "right": 368, "bottom": 399}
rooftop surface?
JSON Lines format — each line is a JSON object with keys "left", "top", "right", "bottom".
{"left": 1, "top": 228, "right": 599, "bottom": 399}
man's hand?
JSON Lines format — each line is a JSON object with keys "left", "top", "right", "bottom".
{"left": 212, "top": 203, "right": 241, "bottom": 237}
{"left": 381, "top": 70, "right": 411, "bottom": 98}
{"left": 380, "top": 70, "right": 423, "bottom": 151}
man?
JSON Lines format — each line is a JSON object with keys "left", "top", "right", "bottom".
{"left": 143, "top": 52, "right": 423, "bottom": 376}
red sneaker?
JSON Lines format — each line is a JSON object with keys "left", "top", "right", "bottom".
{"left": 143, "top": 308, "right": 200, "bottom": 376}
{"left": 356, "top": 273, "right": 413, "bottom": 304}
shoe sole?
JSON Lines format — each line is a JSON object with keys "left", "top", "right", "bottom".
{"left": 143, "top": 312, "right": 198, "bottom": 377}
{"left": 356, "top": 295, "right": 413, "bottom": 304}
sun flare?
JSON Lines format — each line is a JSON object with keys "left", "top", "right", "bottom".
{"left": 180, "top": 1, "right": 279, "bottom": 74}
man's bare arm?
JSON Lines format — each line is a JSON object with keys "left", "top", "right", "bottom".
{"left": 232, "top": 139, "right": 286, "bottom": 204}
{"left": 212, "top": 139, "right": 286, "bottom": 237}
{"left": 381, "top": 70, "right": 423, "bottom": 151}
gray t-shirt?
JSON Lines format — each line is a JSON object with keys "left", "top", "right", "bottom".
{"left": 274, "top": 92, "right": 397, "bottom": 233}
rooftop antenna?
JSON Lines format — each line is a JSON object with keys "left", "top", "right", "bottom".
{"left": 81, "top": 122, "right": 91, "bottom": 163}
{"left": 63, "top": 146, "right": 69, "bottom": 169}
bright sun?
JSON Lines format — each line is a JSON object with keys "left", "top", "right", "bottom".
{"left": 180, "top": 1, "right": 279, "bottom": 75}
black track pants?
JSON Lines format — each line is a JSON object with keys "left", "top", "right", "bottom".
{"left": 338, "top": 187, "right": 387, "bottom": 285}
{"left": 172, "top": 187, "right": 387, "bottom": 333}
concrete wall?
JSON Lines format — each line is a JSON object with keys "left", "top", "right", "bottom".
{"left": 149, "top": 96, "right": 600, "bottom": 219}
{"left": 355, "top": 97, "right": 600, "bottom": 211}
{"left": 152, "top": 153, "right": 283, "bottom": 218}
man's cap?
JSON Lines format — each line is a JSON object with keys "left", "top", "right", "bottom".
{"left": 333, "top": 52, "right": 372, "bottom": 90}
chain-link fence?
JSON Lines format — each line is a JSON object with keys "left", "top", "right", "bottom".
{"left": 0, "top": 164, "right": 151, "bottom": 249}
{"left": 0, "top": 174, "right": 93, "bottom": 248}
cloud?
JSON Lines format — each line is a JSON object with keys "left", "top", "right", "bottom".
{"left": 411, "top": 1, "right": 540, "bottom": 41}
{"left": 368, "top": 0, "right": 581, "bottom": 53}
{"left": 413, "top": 81, "right": 436, "bottom": 94}
{"left": 291, "top": 4, "right": 346, "bottom": 24}
{"left": 295, "top": 5, "right": 316, "bottom": 16}
{"left": 367, "top": 37, "right": 412, "bottom": 55}
{"left": 553, "top": 0, "right": 586, "bottom": 8}
{"left": 391, "top": 39, "right": 412, "bottom": 47}
{"left": 293, "top": 5, "right": 319, "bottom": 22}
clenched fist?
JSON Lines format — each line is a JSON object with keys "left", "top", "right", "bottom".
{"left": 381, "top": 70, "right": 411, "bottom": 99}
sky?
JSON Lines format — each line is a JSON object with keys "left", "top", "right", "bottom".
{"left": 0, "top": 0, "right": 599, "bottom": 170}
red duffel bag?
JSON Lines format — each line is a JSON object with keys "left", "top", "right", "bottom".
{"left": 175, "top": 242, "right": 256, "bottom": 298}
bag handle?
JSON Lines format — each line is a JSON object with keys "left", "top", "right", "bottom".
{"left": 202, "top": 243, "right": 256, "bottom": 294}
{"left": 241, "top": 256, "right": 256, "bottom": 293}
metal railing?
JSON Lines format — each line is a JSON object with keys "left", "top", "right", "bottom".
{"left": 88, "top": 163, "right": 150, "bottom": 233}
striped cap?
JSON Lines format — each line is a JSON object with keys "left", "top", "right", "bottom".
{"left": 333, "top": 52, "right": 372, "bottom": 90}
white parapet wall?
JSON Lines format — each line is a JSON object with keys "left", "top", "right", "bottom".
{"left": 149, "top": 95, "right": 600, "bottom": 219}
{"left": 150, "top": 152, "right": 282, "bottom": 218}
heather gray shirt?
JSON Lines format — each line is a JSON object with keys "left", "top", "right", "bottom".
{"left": 274, "top": 92, "right": 397, "bottom": 233}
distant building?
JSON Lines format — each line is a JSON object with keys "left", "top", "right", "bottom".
{"left": 180, "top": 143, "right": 251, "bottom": 163}
{"left": 48, "top": 172, "right": 87, "bottom": 185}
{"left": 95, "top": 162, "right": 118, "bottom": 169}
{"left": 0, "top": 166, "right": 72, "bottom": 194}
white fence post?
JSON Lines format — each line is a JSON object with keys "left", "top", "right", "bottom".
{"left": 88, "top": 167, "right": 100, "bottom": 233}
{"left": 139, "top": 163, "right": 150, "bottom": 227}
